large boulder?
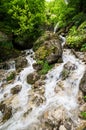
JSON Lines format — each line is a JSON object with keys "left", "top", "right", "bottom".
{"left": 33, "top": 31, "right": 58, "bottom": 51}
{"left": 79, "top": 70, "right": 86, "bottom": 94}
{"left": 35, "top": 38, "right": 62, "bottom": 64}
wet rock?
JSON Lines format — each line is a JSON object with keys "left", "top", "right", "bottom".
{"left": 15, "top": 56, "right": 28, "bottom": 72}
{"left": 0, "top": 69, "right": 6, "bottom": 81}
{"left": 31, "top": 95, "right": 45, "bottom": 107}
{"left": 27, "top": 72, "right": 40, "bottom": 84}
{"left": 0, "top": 101, "right": 6, "bottom": 113}
{"left": 78, "top": 91, "right": 84, "bottom": 105}
{"left": 41, "top": 106, "right": 67, "bottom": 128}
{"left": 61, "top": 69, "right": 70, "bottom": 80}
{"left": 75, "top": 51, "right": 86, "bottom": 64}
{"left": 33, "top": 63, "right": 42, "bottom": 71}
{"left": 0, "top": 101, "right": 12, "bottom": 122}
{"left": 6, "top": 71, "right": 16, "bottom": 82}
{"left": 79, "top": 70, "right": 86, "bottom": 94}
{"left": 64, "top": 61, "right": 77, "bottom": 70}
{"left": 59, "top": 125, "right": 67, "bottom": 130}
{"left": 23, "top": 108, "right": 32, "bottom": 117}
{"left": 63, "top": 118, "right": 73, "bottom": 130}
{"left": 33, "top": 80, "right": 45, "bottom": 88}
{"left": 10, "top": 85, "right": 22, "bottom": 94}
{"left": 4, "top": 93, "right": 8, "bottom": 98}
{"left": 80, "top": 103, "right": 86, "bottom": 112}
{"left": 76, "top": 121, "right": 86, "bottom": 130}
{"left": 61, "top": 61, "right": 77, "bottom": 80}
{"left": 2, "top": 106, "right": 12, "bottom": 122}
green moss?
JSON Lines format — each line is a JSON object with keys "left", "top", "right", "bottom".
{"left": 83, "top": 96, "right": 86, "bottom": 102}
{"left": 61, "top": 69, "right": 70, "bottom": 80}
{"left": 7, "top": 72, "right": 16, "bottom": 81}
{"left": 39, "top": 61, "right": 52, "bottom": 75}
{"left": 81, "top": 111, "right": 86, "bottom": 119}
{"left": 35, "top": 46, "right": 48, "bottom": 60}
{"left": 33, "top": 32, "right": 48, "bottom": 51}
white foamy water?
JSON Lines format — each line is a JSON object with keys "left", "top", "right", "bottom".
{"left": 0, "top": 48, "right": 85, "bottom": 130}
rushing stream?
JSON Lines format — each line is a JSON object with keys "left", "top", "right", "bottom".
{"left": 0, "top": 44, "right": 85, "bottom": 129}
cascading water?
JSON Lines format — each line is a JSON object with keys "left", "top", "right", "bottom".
{"left": 0, "top": 43, "right": 85, "bottom": 129}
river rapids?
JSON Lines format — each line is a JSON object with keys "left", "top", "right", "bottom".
{"left": 0, "top": 47, "right": 85, "bottom": 130}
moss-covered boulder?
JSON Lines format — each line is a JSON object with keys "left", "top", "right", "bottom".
{"left": 33, "top": 31, "right": 59, "bottom": 51}
{"left": 6, "top": 71, "right": 16, "bottom": 82}
{"left": 35, "top": 38, "right": 62, "bottom": 64}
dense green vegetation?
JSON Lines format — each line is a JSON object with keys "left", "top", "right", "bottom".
{"left": 46, "top": 0, "right": 86, "bottom": 51}
{"left": 0, "top": 0, "right": 86, "bottom": 62}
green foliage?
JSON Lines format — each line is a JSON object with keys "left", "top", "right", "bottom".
{"left": 67, "top": 22, "right": 86, "bottom": 51}
{"left": 81, "top": 111, "right": 86, "bottom": 119}
{"left": 7, "top": 71, "right": 16, "bottom": 81}
{"left": 8, "top": 0, "right": 45, "bottom": 40}
{"left": 0, "top": 41, "right": 13, "bottom": 49}
{"left": 83, "top": 96, "right": 86, "bottom": 101}
{"left": 0, "top": 0, "right": 46, "bottom": 43}
{"left": 37, "top": 60, "right": 52, "bottom": 75}
{"left": 45, "top": 0, "right": 75, "bottom": 28}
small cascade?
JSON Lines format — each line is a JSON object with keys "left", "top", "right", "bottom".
{"left": 54, "top": 22, "right": 59, "bottom": 34}
{"left": 0, "top": 46, "right": 85, "bottom": 129}
{"left": 59, "top": 35, "right": 66, "bottom": 47}
{"left": 64, "top": 0, "right": 68, "bottom": 5}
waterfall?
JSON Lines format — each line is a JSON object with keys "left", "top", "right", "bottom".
{"left": 54, "top": 22, "right": 59, "bottom": 33}
{"left": 0, "top": 46, "right": 85, "bottom": 129}
{"left": 64, "top": 0, "right": 68, "bottom": 5}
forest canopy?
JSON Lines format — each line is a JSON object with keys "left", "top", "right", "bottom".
{"left": 0, "top": 0, "right": 86, "bottom": 57}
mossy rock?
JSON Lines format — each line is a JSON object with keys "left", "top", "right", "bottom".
{"left": 6, "top": 71, "right": 16, "bottom": 81}
{"left": 2, "top": 106, "right": 12, "bottom": 122}
{"left": 35, "top": 38, "right": 62, "bottom": 64}
{"left": 33, "top": 31, "right": 59, "bottom": 51}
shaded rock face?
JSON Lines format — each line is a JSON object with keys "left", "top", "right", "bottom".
{"left": 79, "top": 70, "right": 86, "bottom": 94}
{"left": 10, "top": 85, "right": 22, "bottom": 95}
{"left": 0, "top": 31, "right": 8, "bottom": 42}
{"left": 12, "top": 33, "right": 33, "bottom": 50}
{"left": 15, "top": 56, "right": 28, "bottom": 72}
{"left": 35, "top": 38, "right": 62, "bottom": 64}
